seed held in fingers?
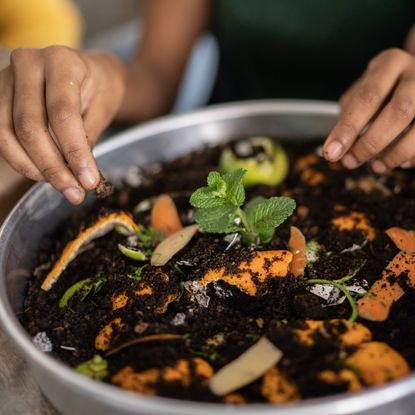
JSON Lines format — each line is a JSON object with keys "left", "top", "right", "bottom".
{"left": 342, "top": 154, "right": 359, "bottom": 169}
{"left": 371, "top": 160, "right": 387, "bottom": 174}
{"left": 324, "top": 141, "right": 343, "bottom": 161}
{"left": 63, "top": 187, "right": 83, "bottom": 204}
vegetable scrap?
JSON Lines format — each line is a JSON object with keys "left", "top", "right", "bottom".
{"left": 200, "top": 250, "right": 293, "bottom": 296}
{"left": 357, "top": 251, "right": 415, "bottom": 321}
{"left": 150, "top": 194, "right": 183, "bottom": 236}
{"left": 41, "top": 212, "right": 139, "bottom": 291}
{"left": 209, "top": 337, "right": 283, "bottom": 396}
{"left": 76, "top": 355, "right": 108, "bottom": 380}
{"left": 386, "top": 227, "right": 415, "bottom": 253}
{"left": 23, "top": 137, "right": 415, "bottom": 404}
{"left": 219, "top": 137, "right": 289, "bottom": 186}
{"left": 288, "top": 226, "right": 307, "bottom": 277}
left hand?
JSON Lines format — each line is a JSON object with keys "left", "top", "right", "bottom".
{"left": 323, "top": 48, "right": 415, "bottom": 172}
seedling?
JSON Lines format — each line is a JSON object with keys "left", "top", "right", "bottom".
{"left": 190, "top": 169, "right": 295, "bottom": 245}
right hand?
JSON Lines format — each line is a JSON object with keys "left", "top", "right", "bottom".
{"left": 0, "top": 46, "right": 126, "bottom": 204}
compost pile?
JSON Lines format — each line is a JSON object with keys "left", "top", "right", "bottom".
{"left": 22, "top": 138, "right": 415, "bottom": 404}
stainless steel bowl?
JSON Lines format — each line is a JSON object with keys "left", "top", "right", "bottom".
{"left": 1, "top": 100, "right": 414, "bottom": 415}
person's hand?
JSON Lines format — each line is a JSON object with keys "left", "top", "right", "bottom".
{"left": 323, "top": 48, "right": 415, "bottom": 173}
{"left": 0, "top": 46, "right": 126, "bottom": 204}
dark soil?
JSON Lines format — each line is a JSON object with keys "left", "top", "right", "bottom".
{"left": 21, "top": 139, "right": 415, "bottom": 404}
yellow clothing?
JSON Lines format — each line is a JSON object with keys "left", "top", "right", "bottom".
{"left": 0, "top": 0, "right": 82, "bottom": 49}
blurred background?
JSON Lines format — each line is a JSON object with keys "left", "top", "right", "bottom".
{"left": 75, "top": 0, "right": 142, "bottom": 45}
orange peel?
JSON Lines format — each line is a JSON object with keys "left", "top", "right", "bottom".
{"left": 318, "top": 369, "right": 363, "bottom": 392}
{"left": 95, "top": 317, "right": 126, "bottom": 351}
{"left": 41, "top": 212, "right": 140, "bottom": 291}
{"left": 294, "top": 319, "right": 372, "bottom": 347}
{"left": 112, "top": 358, "right": 213, "bottom": 395}
{"left": 331, "top": 211, "right": 376, "bottom": 241}
{"left": 200, "top": 250, "right": 293, "bottom": 296}
{"left": 261, "top": 367, "right": 300, "bottom": 403}
{"left": 346, "top": 342, "right": 410, "bottom": 386}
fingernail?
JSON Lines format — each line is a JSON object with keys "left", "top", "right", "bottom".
{"left": 342, "top": 154, "right": 359, "bottom": 169}
{"left": 63, "top": 187, "right": 83, "bottom": 204}
{"left": 401, "top": 161, "right": 412, "bottom": 169}
{"left": 324, "top": 141, "right": 343, "bottom": 161}
{"left": 79, "top": 168, "right": 98, "bottom": 189}
{"left": 371, "top": 160, "right": 387, "bottom": 174}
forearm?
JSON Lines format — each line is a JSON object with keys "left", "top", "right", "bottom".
{"left": 114, "top": 59, "right": 177, "bottom": 124}
{"left": 404, "top": 24, "right": 415, "bottom": 55}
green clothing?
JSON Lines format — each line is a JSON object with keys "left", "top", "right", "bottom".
{"left": 210, "top": 0, "right": 414, "bottom": 102}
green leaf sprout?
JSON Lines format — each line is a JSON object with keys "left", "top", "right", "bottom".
{"left": 190, "top": 169, "right": 296, "bottom": 245}
{"left": 127, "top": 264, "right": 147, "bottom": 281}
{"left": 75, "top": 355, "right": 108, "bottom": 380}
{"left": 118, "top": 244, "right": 146, "bottom": 261}
{"left": 59, "top": 276, "right": 106, "bottom": 308}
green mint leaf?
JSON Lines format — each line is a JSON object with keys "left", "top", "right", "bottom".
{"left": 189, "top": 187, "right": 226, "bottom": 208}
{"left": 194, "top": 204, "right": 240, "bottom": 233}
{"left": 222, "top": 168, "right": 246, "bottom": 206}
{"left": 245, "top": 196, "right": 296, "bottom": 243}
{"left": 207, "top": 171, "right": 227, "bottom": 196}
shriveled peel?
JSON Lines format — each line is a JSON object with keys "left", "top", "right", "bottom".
{"left": 200, "top": 250, "right": 293, "bottom": 296}
{"left": 41, "top": 212, "right": 140, "bottom": 291}
{"left": 357, "top": 251, "right": 415, "bottom": 321}
{"left": 294, "top": 319, "right": 372, "bottom": 347}
{"left": 346, "top": 342, "right": 410, "bottom": 386}
{"left": 112, "top": 358, "right": 213, "bottom": 395}
{"left": 386, "top": 227, "right": 415, "bottom": 252}
{"left": 261, "top": 367, "right": 300, "bottom": 403}
{"left": 209, "top": 337, "right": 283, "bottom": 396}
{"left": 150, "top": 194, "right": 183, "bottom": 237}
{"left": 331, "top": 211, "right": 376, "bottom": 241}
{"left": 151, "top": 224, "right": 199, "bottom": 266}
{"left": 288, "top": 226, "right": 307, "bottom": 277}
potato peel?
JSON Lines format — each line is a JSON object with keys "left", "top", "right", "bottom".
{"left": 151, "top": 224, "right": 199, "bottom": 266}
{"left": 209, "top": 337, "right": 283, "bottom": 396}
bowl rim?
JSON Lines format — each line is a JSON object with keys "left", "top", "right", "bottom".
{"left": 1, "top": 99, "right": 415, "bottom": 415}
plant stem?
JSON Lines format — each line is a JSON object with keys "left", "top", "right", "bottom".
{"left": 306, "top": 279, "right": 358, "bottom": 324}
{"left": 236, "top": 207, "right": 257, "bottom": 243}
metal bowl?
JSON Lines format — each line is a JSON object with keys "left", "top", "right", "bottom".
{"left": 1, "top": 100, "right": 414, "bottom": 415}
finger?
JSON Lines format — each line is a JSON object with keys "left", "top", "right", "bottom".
{"left": 44, "top": 47, "right": 100, "bottom": 190}
{"left": 323, "top": 49, "right": 409, "bottom": 163}
{"left": 83, "top": 96, "right": 115, "bottom": 146}
{"left": 345, "top": 73, "right": 415, "bottom": 167}
{"left": 371, "top": 125, "right": 415, "bottom": 173}
{"left": 0, "top": 130, "right": 43, "bottom": 181}
{"left": 0, "top": 67, "right": 42, "bottom": 181}
{"left": 11, "top": 49, "right": 85, "bottom": 204}
{"left": 339, "top": 78, "right": 362, "bottom": 109}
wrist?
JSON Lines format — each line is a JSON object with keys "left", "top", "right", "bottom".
{"left": 84, "top": 50, "right": 128, "bottom": 113}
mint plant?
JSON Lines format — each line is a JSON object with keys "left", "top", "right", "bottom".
{"left": 190, "top": 169, "right": 295, "bottom": 245}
